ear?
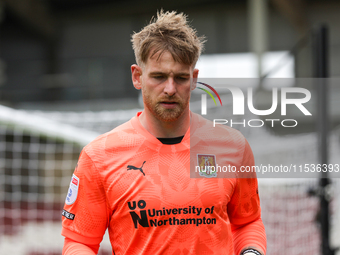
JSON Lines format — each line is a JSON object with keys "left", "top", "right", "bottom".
{"left": 131, "top": 64, "right": 142, "bottom": 90}
{"left": 191, "top": 68, "right": 199, "bottom": 90}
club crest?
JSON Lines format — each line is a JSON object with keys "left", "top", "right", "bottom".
{"left": 197, "top": 154, "right": 217, "bottom": 178}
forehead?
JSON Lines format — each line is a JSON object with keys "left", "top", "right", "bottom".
{"left": 144, "top": 50, "right": 192, "bottom": 72}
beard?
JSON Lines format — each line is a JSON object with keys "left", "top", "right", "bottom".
{"left": 142, "top": 90, "right": 190, "bottom": 122}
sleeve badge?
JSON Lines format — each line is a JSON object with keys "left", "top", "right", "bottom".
{"left": 65, "top": 174, "right": 79, "bottom": 205}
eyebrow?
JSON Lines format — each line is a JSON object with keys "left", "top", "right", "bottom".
{"left": 149, "top": 72, "right": 190, "bottom": 76}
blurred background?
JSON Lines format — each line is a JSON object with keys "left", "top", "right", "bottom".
{"left": 0, "top": 0, "right": 340, "bottom": 254}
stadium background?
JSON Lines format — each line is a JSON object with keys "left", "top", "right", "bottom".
{"left": 0, "top": 0, "right": 340, "bottom": 254}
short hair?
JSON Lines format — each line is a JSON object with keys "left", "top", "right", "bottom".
{"left": 131, "top": 10, "right": 205, "bottom": 67}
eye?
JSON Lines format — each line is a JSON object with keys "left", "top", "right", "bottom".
{"left": 176, "top": 76, "right": 189, "bottom": 83}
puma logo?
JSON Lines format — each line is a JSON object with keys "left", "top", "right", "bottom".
{"left": 127, "top": 161, "right": 146, "bottom": 176}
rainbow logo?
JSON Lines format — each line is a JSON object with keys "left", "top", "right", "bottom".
{"left": 196, "top": 82, "right": 222, "bottom": 106}
{"left": 196, "top": 82, "right": 222, "bottom": 115}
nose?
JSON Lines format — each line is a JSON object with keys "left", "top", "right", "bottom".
{"left": 163, "top": 77, "right": 176, "bottom": 96}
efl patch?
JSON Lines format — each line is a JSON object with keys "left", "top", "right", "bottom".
{"left": 65, "top": 174, "right": 79, "bottom": 205}
{"left": 197, "top": 154, "right": 217, "bottom": 178}
{"left": 62, "top": 209, "right": 75, "bottom": 220}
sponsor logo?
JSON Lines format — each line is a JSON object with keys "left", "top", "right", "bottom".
{"left": 197, "top": 154, "right": 217, "bottom": 178}
{"left": 62, "top": 209, "right": 75, "bottom": 220}
{"left": 127, "top": 200, "right": 216, "bottom": 229}
{"left": 65, "top": 174, "right": 79, "bottom": 205}
{"left": 127, "top": 161, "right": 146, "bottom": 176}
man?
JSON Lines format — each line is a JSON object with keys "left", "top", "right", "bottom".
{"left": 61, "top": 10, "right": 266, "bottom": 255}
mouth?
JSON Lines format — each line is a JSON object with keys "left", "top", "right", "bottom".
{"left": 159, "top": 101, "right": 178, "bottom": 109}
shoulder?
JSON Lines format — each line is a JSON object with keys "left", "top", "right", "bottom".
{"left": 81, "top": 117, "right": 140, "bottom": 162}
{"left": 192, "top": 112, "right": 247, "bottom": 148}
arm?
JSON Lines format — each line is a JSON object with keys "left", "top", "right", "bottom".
{"left": 61, "top": 149, "right": 110, "bottom": 253}
{"left": 228, "top": 139, "right": 267, "bottom": 255}
{"left": 231, "top": 217, "right": 266, "bottom": 255}
{"left": 63, "top": 237, "right": 99, "bottom": 255}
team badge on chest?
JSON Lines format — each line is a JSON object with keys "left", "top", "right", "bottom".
{"left": 197, "top": 154, "right": 217, "bottom": 178}
{"left": 65, "top": 174, "right": 79, "bottom": 205}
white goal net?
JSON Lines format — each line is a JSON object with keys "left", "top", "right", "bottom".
{"left": 0, "top": 104, "right": 339, "bottom": 255}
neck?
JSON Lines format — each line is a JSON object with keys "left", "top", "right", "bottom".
{"left": 139, "top": 108, "right": 190, "bottom": 138}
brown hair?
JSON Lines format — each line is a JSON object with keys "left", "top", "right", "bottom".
{"left": 131, "top": 10, "right": 205, "bottom": 67}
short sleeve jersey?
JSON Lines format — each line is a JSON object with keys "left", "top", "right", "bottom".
{"left": 61, "top": 112, "right": 261, "bottom": 255}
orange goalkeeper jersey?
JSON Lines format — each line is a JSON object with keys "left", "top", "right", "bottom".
{"left": 61, "top": 112, "right": 262, "bottom": 255}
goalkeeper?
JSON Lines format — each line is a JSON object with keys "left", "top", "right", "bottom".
{"left": 61, "top": 10, "right": 266, "bottom": 255}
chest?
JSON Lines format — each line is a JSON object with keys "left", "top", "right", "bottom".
{"left": 103, "top": 150, "right": 236, "bottom": 218}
